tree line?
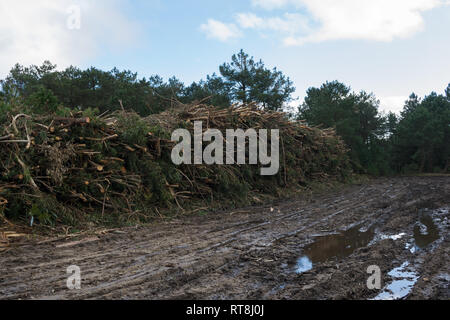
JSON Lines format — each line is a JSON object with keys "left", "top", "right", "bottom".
{"left": 0, "top": 50, "right": 448, "bottom": 175}
{"left": 298, "top": 81, "right": 449, "bottom": 175}
{"left": 0, "top": 50, "right": 294, "bottom": 116}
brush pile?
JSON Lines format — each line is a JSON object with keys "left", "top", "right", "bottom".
{"left": 0, "top": 103, "right": 351, "bottom": 227}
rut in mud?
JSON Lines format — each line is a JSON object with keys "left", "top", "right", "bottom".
{"left": 0, "top": 176, "right": 449, "bottom": 300}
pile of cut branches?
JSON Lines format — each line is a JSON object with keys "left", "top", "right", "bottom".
{"left": 0, "top": 102, "right": 351, "bottom": 228}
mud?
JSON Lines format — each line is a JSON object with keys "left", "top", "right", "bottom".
{"left": 413, "top": 212, "right": 440, "bottom": 250}
{"left": 0, "top": 176, "right": 449, "bottom": 300}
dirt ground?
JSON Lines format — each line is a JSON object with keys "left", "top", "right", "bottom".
{"left": 0, "top": 176, "right": 449, "bottom": 300}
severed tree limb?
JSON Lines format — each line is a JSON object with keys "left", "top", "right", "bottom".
{"left": 0, "top": 140, "right": 30, "bottom": 144}
{"left": 10, "top": 114, "right": 31, "bottom": 135}
{"left": 84, "top": 134, "right": 118, "bottom": 142}
{"left": 15, "top": 156, "right": 39, "bottom": 191}
{"left": 0, "top": 134, "right": 14, "bottom": 141}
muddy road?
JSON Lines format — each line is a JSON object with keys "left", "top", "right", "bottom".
{"left": 1, "top": 176, "right": 449, "bottom": 300}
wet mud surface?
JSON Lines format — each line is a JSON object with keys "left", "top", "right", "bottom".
{"left": 0, "top": 176, "right": 449, "bottom": 300}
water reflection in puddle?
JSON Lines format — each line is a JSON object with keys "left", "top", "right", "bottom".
{"left": 295, "top": 226, "right": 375, "bottom": 274}
{"left": 373, "top": 262, "right": 419, "bottom": 300}
{"left": 296, "top": 256, "right": 313, "bottom": 273}
{"left": 413, "top": 214, "right": 440, "bottom": 249}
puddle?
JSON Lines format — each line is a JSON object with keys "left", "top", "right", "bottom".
{"left": 294, "top": 207, "right": 446, "bottom": 275}
{"left": 369, "top": 231, "right": 407, "bottom": 247}
{"left": 373, "top": 209, "right": 443, "bottom": 251}
{"left": 413, "top": 213, "right": 440, "bottom": 250}
{"left": 295, "top": 226, "right": 375, "bottom": 273}
{"left": 379, "top": 233, "right": 407, "bottom": 241}
{"left": 374, "top": 209, "right": 445, "bottom": 299}
{"left": 373, "top": 262, "right": 419, "bottom": 300}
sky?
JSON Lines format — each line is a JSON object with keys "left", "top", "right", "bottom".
{"left": 0, "top": 0, "right": 449, "bottom": 114}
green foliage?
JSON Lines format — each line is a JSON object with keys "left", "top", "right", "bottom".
{"left": 183, "top": 73, "right": 231, "bottom": 107}
{"left": 131, "top": 158, "right": 172, "bottom": 205}
{"left": 219, "top": 50, "right": 295, "bottom": 111}
{"left": 55, "top": 106, "right": 74, "bottom": 117}
{"left": 0, "top": 102, "right": 13, "bottom": 123}
{"left": 298, "top": 81, "right": 387, "bottom": 174}
{"left": 214, "top": 168, "right": 250, "bottom": 198}
{"left": 29, "top": 202, "right": 54, "bottom": 225}
{"left": 82, "top": 107, "right": 100, "bottom": 118}
{"left": 26, "top": 86, "right": 59, "bottom": 114}
{"left": 116, "top": 113, "right": 151, "bottom": 146}
{"left": 392, "top": 89, "right": 450, "bottom": 173}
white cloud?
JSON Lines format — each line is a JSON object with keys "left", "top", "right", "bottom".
{"left": 251, "top": 0, "right": 291, "bottom": 10}
{"left": 250, "top": 0, "right": 448, "bottom": 45}
{"left": 379, "top": 96, "right": 408, "bottom": 114}
{"left": 0, "top": 0, "right": 140, "bottom": 77}
{"left": 235, "top": 13, "right": 264, "bottom": 29}
{"left": 236, "top": 12, "right": 310, "bottom": 34}
{"left": 200, "top": 19, "right": 242, "bottom": 42}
